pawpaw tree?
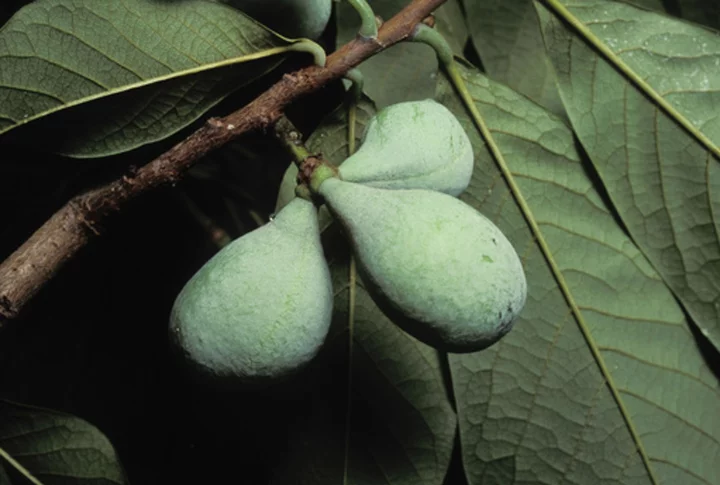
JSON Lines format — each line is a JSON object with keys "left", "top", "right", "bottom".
{"left": 0, "top": 1, "right": 719, "bottom": 485}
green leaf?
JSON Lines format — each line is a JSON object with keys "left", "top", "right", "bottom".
{"left": 0, "top": 0, "right": 292, "bottom": 157}
{"left": 548, "top": 0, "right": 720, "bottom": 30}
{"left": 0, "top": 400, "right": 127, "bottom": 484}
{"left": 461, "top": 0, "right": 566, "bottom": 117}
{"left": 536, "top": 0, "right": 720, "bottom": 351}
{"left": 273, "top": 101, "right": 457, "bottom": 485}
{"left": 336, "top": 0, "right": 438, "bottom": 108}
{"left": 437, "top": 59, "right": 720, "bottom": 485}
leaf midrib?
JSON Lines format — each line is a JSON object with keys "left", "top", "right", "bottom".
{"left": 447, "top": 60, "right": 659, "bottom": 484}
{"left": 0, "top": 446, "right": 44, "bottom": 485}
{"left": 0, "top": 47, "right": 292, "bottom": 137}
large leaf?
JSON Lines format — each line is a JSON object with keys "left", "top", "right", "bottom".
{"left": 0, "top": 400, "right": 127, "bottom": 484}
{"left": 461, "top": 0, "right": 565, "bottom": 117}
{"left": 460, "top": 0, "right": 719, "bottom": 121}
{"left": 535, "top": 0, "right": 720, "bottom": 351}
{"left": 0, "top": 0, "right": 292, "bottom": 157}
{"left": 437, "top": 60, "right": 719, "bottom": 485}
{"left": 595, "top": 0, "right": 720, "bottom": 31}
{"left": 272, "top": 100, "right": 457, "bottom": 485}
{"left": 336, "top": 0, "right": 439, "bottom": 108}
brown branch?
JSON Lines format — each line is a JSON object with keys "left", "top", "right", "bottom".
{"left": 0, "top": 0, "right": 448, "bottom": 329}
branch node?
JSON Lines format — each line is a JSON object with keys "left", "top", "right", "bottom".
{"left": 69, "top": 199, "right": 102, "bottom": 236}
{"left": 375, "top": 15, "right": 385, "bottom": 30}
{"left": 207, "top": 117, "right": 225, "bottom": 129}
{"left": 297, "top": 156, "right": 325, "bottom": 185}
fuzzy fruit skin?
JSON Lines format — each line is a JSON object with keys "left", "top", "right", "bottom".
{"left": 338, "top": 99, "right": 474, "bottom": 196}
{"left": 319, "top": 178, "right": 526, "bottom": 352}
{"left": 221, "top": 0, "right": 332, "bottom": 39}
{"left": 169, "top": 198, "right": 333, "bottom": 386}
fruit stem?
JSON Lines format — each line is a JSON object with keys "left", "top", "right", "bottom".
{"left": 274, "top": 116, "right": 313, "bottom": 169}
{"left": 308, "top": 162, "right": 339, "bottom": 194}
{"left": 347, "top": 0, "right": 379, "bottom": 38}
{"left": 274, "top": 116, "right": 339, "bottom": 197}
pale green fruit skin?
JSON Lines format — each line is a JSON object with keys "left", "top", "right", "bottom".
{"left": 338, "top": 99, "right": 474, "bottom": 196}
{"left": 319, "top": 178, "right": 526, "bottom": 352}
{"left": 169, "top": 198, "right": 333, "bottom": 385}
{"left": 221, "top": 0, "right": 332, "bottom": 39}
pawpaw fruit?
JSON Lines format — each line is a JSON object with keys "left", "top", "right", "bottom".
{"left": 318, "top": 178, "right": 526, "bottom": 352}
{"left": 170, "top": 197, "right": 333, "bottom": 385}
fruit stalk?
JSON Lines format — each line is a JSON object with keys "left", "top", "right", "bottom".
{"left": 274, "top": 116, "right": 313, "bottom": 169}
{"left": 273, "top": 116, "right": 340, "bottom": 197}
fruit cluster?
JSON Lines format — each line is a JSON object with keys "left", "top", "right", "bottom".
{"left": 170, "top": 99, "right": 527, "bottom": 386}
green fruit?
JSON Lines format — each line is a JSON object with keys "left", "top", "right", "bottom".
{"left": 318, "top": 178, "right": 526, "bottom": 352}
{"left": 221, "top": 0, "right": 332, "bottom": 39}
{"left": 338, "top": 99, "right": 474, "bottom": 196}
{"left": 170, "top": 197, "right": 333, "bottom": 385}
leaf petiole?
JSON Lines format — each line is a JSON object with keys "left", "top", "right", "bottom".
{"left": 343, "top": 68, "right": 365, "bottom": 155}
{"left": 410, "top": 23, "right": 454, "bottom": 69}
{"left": 347, "top": 0, "right": 379, "bottom": 38}
{"left": 287, "top": 39, "right": 327, "bottom": 67}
